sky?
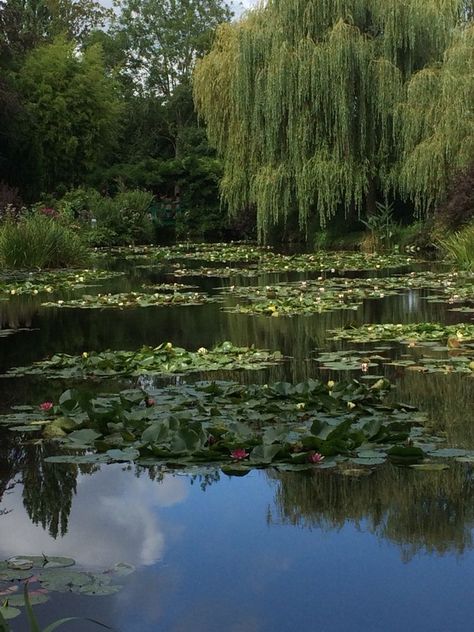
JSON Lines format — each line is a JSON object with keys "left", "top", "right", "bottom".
{"left": 100, "top": 0, "right": 260, "bottom": 12}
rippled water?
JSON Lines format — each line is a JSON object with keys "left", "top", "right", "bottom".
{"left": 0, "top": 253, "right": 473, "bottom": 631}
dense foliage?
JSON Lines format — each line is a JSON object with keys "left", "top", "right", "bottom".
{"left": 0, "top": 0, "right": 472, "bottom": 247}
{"left": 0, "top": 0, "right": 233, "bottom": 240}
{"left": 194, "top": 0, "right": 474, "bottom": 241}
{"left": 0, "top": 214, "right": 89, "bottom": 268}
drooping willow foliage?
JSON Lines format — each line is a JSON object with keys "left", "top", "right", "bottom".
{"left": 194, "top": 0, "right": 473, "bottom": 240}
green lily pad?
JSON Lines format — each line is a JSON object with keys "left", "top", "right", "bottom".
{"left": 410, "top": 463, "right": 450, "bottom": 471}
{"left": 0, "top": 605, "right": 21, "bottom": 620}
{"left": 428, "top": 448, "right": 467, "bottom": 458}
{"left": 6, "top": 592, "right": 49, "bottom": 607}
{"left": 350, "top": 457, "right": 386, "bottom": 466}
{"left": 221, "top": 465, "right": 252, "bottom": 477}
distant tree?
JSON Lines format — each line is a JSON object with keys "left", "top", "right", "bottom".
{"left": 112, "top": 0, "right": 232, "bottom": 159}
{"left": 114, "top": 0, "right": 232, "bottom": 97}
{"left": 0, "top": 0, "right": 111, "bottom": 62}
{"left": 15, "top": 38, "right": 122, "bottom": 193}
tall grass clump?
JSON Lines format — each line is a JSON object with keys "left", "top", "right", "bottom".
{"left": 0, "top": 214, "right": 89, "bottom": 269}
{"left": 438, "top": 223, "right": 474, "bottom": 270}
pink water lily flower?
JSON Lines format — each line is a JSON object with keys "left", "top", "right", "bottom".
{"left": 308, "top": 452, "right": 325, "bottom": 464}
{"left": 145, "top": 397, "right": 156, "bottom": 407}
{"left": 39, "top": 401, "right": 53, "bottom": 411}
{"left": 230, "top": 448, "right": 249, "bottom": 460}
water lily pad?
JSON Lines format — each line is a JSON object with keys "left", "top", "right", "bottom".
{"left": 44, "top": 454, "right": 110, "bottom": 464}
{"left": 107, "top": 562, "right": 135, "bottom": 577}
{"left": 350, "top": 457, "right": 386, "bottom": 466}
{"left": 79, "top": 584, "right": 121, "bottom": 596}
{"left": 7, "top": 557, "right": 33, "bottom": 571}
{"left": 221, "top": 465, "right": 252, "bottom": 477}
{"left": 427, "top": 448, "right": 467, "bottom": 458}
{"left": 0, "top": 605, "right": 21, "bottom": 620}
{"left": 6, "top": 591, "right": 49, "bottom": 607}
{"left": 19, "top": 556, "right": 75, "bottom": 569}
{"left": 410, "top": 463, "right": 450, "bottom": 471}
{"left": 5, "top": 342, "right": 283, "bottom": 379}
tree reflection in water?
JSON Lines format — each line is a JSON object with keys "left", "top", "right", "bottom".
{"left": 0, "top": 434, "right": 81, "bottom": 538}
{"left": 267, "top": 464, "right": 474, "bottom": 562}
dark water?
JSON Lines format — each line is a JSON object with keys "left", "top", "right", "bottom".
{"left": 0, "top": 254, "right": 473, "bottom": 631}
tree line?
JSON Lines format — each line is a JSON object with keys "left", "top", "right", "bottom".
{"left": 0, "top": 0, "right": 233, "bottom": 236}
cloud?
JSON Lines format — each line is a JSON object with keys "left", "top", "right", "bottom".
{"left": 0, "top": 466, "right": 187, "bottom": 569}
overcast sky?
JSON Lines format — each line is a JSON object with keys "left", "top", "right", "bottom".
{"left": 101, "top": 0, "right": 259, "bottom": 12}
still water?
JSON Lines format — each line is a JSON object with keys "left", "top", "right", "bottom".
{"left": 0, "top": 253, "right": 473, "bottom": 631}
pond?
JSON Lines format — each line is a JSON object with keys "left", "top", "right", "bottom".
{"left": 0, "top": 244, "right": 473, "bottom": 631}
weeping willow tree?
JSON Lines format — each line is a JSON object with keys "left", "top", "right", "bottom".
{"left": 397, "top": 24, "right": 474, "bottom": 211}
{"left": 194, "top": 0, "right": 473, "bottom": 241}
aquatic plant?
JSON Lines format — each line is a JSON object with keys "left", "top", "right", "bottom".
{"left": 41, "top": 290, "right": 220, "bottom": 309}
{"left": 328, "top": 323, "right": 474, "bottom": 345}
{"left": 0, "top": 270, "right": 125, "bottom": 297}
{"left": 315, "top": 348, "right": 474, "bottom": 375}
{"left": 4, "top": 342, "right": 284, "bottom": 379}
{"left": 173, "top": 251, "right": 416, "bottom": 278}
{"left": 438, "top": 223, "right": 474, "bottom": 270}
{"left": 0, "top": 215, "right": 89, "bottom": 270}
{"left": 0, "top": 555, "right": 133, "bottom": 627}
{"left": 0, "top": 378, "right": 440, "bottom": 470}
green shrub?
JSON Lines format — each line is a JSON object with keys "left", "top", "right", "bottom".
{"left": 438, "top": 223, "right": 474, "bottom": 270}
{"left": 0, "top": 214, "right": 89, "bottom": 269}
{"left": 59, "top": 187, "right": 154, "bottom": 246}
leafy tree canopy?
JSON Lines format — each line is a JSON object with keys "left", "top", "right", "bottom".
{"left": 113, "top": 0, "right": 232, "bottom": 97}
{"left": 15, "top": 38, "right": 122, "bottom": 193}
{"left": 194, "top": 0, "right": 474, "bottom": 241}
{"left": 0, "top": 0, "right": 111, "bottom": 62}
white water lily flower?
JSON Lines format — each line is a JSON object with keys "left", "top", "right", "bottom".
{"left": 347, "top": 401, "right": 356, "bottom": 410}
{"left": 197, "top": 347, "right": 208, "bottom": 355}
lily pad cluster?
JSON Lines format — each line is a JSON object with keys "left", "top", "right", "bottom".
{"left": 172, "top": 251, "right": 417, "bottom": 278}
{"left": 328, "top": 322, "right": 474, "bottom": 345}
{"left": 0, "top": 555, "right": 134, "bottom": 621}
{"left": 315, "top": 348, "right": 474, "bottom": 376}
{"left": 41, "top": 290, "right": 219, "bottom": 309}
{"left": 0, "top": 378, "right": 442, "bottom": 471}
{"left": 386, "top": 353, "right": 474, "bottom": 375}
{"left": 0, "top": 269, "right": 124, "bottom": 297}
{"left": 4, "top": 342, "right": 284, "bottom": 379}
{"left": 141, "top": 282, "right": 197, "bottom": 292}
{"left": 162, "top": 242, "right": 269, "bottom": 263}
{"left": 174, "top": 265, "right": 257, "bottom": 278}
{"left": 222, "top": 282, "right": 370, "bottom": 316}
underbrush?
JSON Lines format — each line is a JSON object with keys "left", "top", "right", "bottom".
{"left": 59, "top": 188, "right": 154, "bottom": 246}
{"left": 0, "top": 214, "right": 89, "bottom": 269}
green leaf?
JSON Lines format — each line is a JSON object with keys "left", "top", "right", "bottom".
{"left": 0, "top": 605, "right": 20, "bottom": 622}
{"left": 67, "top": 429, "right": 102, "bottom": 445}
{"left": 249, "top": 444, "right": 281, "bottom": 463}
{"left": 428, "top": 448, "right": 467, "bottom": 458}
